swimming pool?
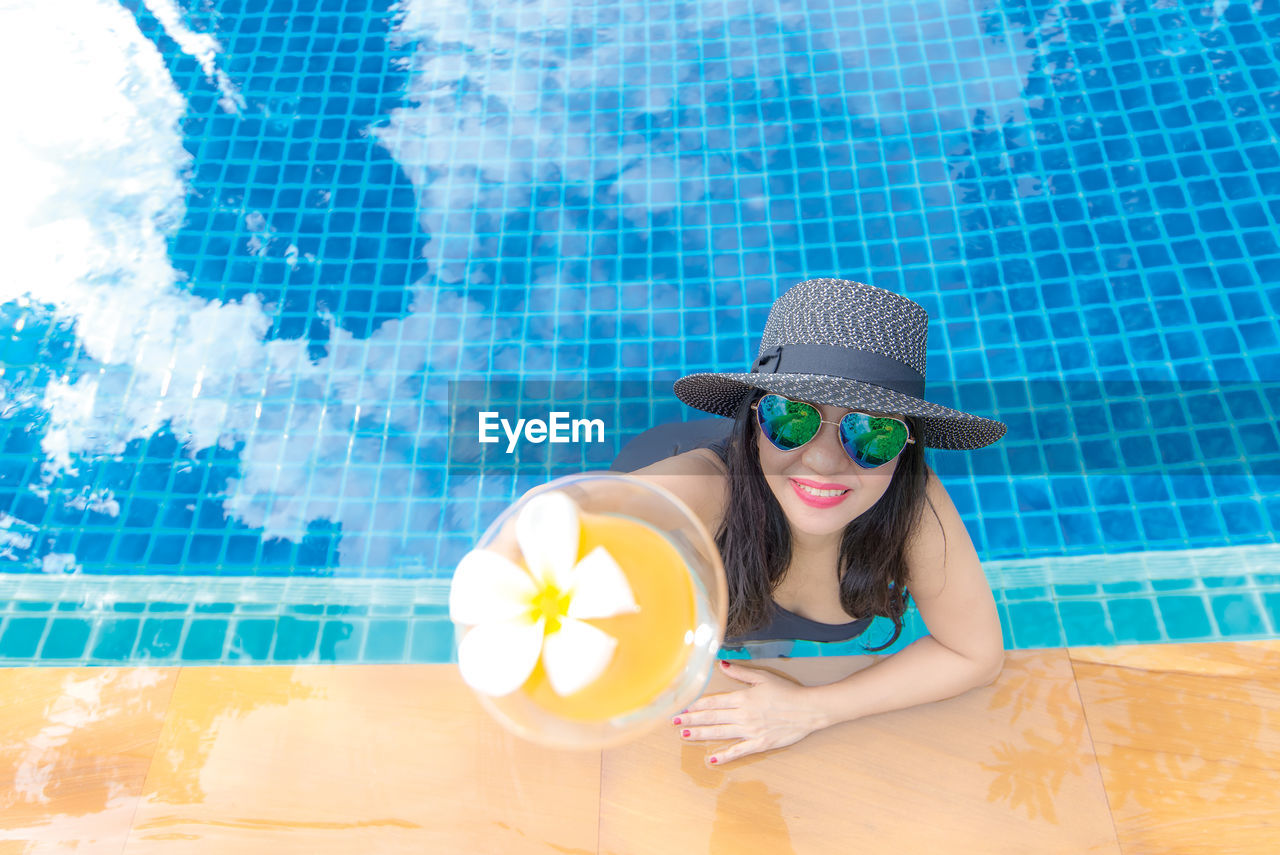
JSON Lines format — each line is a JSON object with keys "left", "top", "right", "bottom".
{"left": 1, "top": 0, "right": 1277, "bottom": 664}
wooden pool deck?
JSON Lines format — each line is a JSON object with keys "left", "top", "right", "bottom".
{"left": 2, "top": 641, "right": 1278, "bottom": 854}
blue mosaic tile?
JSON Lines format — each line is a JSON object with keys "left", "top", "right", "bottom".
{"left": 1203, "top": 576, "right": 1248, "bottom": 589}
{"left": 181, "top": 620, "right": 229, "bottom": 662}
{"left": 364, "top": 620, "right": 409, "bottom": 661}
{"left": 1054, "top": 584, "right": 1100, "bottom": 598}
{"left": 369, "top": 605, "right": 413, "bottom": 617}
{"left": 1211, "top": 594, "right": 1269, "bottom": 635}
{"left": 1222, "top": 501, "right": 1269, "bottom": 537}
{"left": 1156, "top": 595, "right": 1215, "bottom": 640}
{"left": 1101, "top": 580, "right": 1149, "bottom": 595}
{"left": 1261, "top": 592, "right": 1280, "bottom": 632}
{"left": 1106, "top": 598, "right": 1162, "bottom": 644}
{"left": 272, "top": 618, "right": 320, "bottom": 662}
{"left": 1, "top": 0, "right": 1278, "bottom": 662}
{"left": 1059, "top": 601, "right": 1114, "bottom": 647}
{"left": 137, "top": 619, "right": 185, "bottom": 660}
{"left": 194, "top": 602, "right": 235, "bottom": 614}
{"left": 319, "top": 620, "right": 364, "bottom": 661}
{"left": 0, "top": 618, "right": 45, "bottom": 659}
{"left": 41, "top": 620, "right": 92, "bottom": 660}
{"left": 410, "top": 620, "right": 455, "bottom": 664}
{"left": 1060, "top": 513, "right": 1102, "bottom": 549}
{"left": 229, "top": 619, "right": 275, "bottom": 661}
{"left": 324, "top": 604, "right": 368, "bottom": 617}
{"left": 1007, "top": 601, "right": 1065, "bottom": 649}
{"left": 91, "top": 620, "right": 141, "bottom": 662}
{"left": 1098, "top": 510, "right": 1141, "bottom": 544}
{"left": 1003, "top": 586, "right": 1052, "bottom": 603}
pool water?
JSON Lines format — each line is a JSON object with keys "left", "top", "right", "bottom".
{"left": 1, "top": 0, "right": 1278, "bottom": 664}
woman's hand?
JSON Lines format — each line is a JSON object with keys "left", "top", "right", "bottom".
{"left": 673, "top": 660, "right": 829, "bottom": 767}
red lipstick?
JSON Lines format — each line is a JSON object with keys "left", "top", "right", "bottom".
{"left": 789, "top": 478, "right": 850, "bottom": 508}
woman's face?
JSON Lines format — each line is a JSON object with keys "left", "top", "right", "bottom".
{"left": 755, "top": 400, "right": 904, "bottom": 541}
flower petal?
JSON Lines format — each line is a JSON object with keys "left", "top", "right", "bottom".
{"left": 566, "top": 545, "right": 640, "bottom": 620}
{"left": 515, "top": 490, "right": 580, "bottom": 591}
{"left": 449, "top": 549, "right": 538, "bottom": 627}
{"left": 541, "top": 617, "right": 618, "bottom": 696}
{"left": 456, "top": 615, "right": 546, "bottom": 697}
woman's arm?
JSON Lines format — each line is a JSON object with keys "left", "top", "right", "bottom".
{"left": 623, "top": 449, "right": 729, "bottom": 534}
{"left": 806, "top": 467, "right": 1005, "bottom": 727}
{"left": 805, "top": 635, "right": 1001, "bottom": 729}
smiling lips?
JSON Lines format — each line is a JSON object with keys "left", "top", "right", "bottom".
{"left": 789, "top": 477, "right": 851, "bottom": 508}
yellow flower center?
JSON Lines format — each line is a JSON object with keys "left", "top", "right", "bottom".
{"left": 529, "top": 581, "right": 573, "bottom": 635}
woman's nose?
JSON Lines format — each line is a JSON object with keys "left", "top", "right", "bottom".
{"left": 800, "top": 422, "right": 847, "bottom": 472}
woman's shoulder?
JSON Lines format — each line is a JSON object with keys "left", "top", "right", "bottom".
{"left": 904, "top": 465, "right": 968, "bottom": 597}
{"left": 902, "top": 464, "right": 1005, "bottom": 668}
{"left": 626, "top": 449, "right": 729, "bottom": 531}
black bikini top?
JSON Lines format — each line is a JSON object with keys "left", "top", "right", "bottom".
{"left": 726, "top": 602, "right": 872, "bottom": 643}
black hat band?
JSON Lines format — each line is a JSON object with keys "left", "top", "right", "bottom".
{"left": 750, "top": 343, "right": 926, "bottom": 399}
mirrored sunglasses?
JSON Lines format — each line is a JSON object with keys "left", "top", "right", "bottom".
{"left": 752, "top": 393, "right": 915, "bottom": 469}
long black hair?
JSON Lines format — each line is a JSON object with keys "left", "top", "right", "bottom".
{"left": 714, "top": 390, "right": 942, "bottom": 652}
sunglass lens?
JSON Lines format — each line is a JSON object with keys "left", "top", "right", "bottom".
{"left": 757, "top": 394, "right": 821, "bottom": 451}
{"left": 840, "top": 414, "right": 910, "bottom": 468}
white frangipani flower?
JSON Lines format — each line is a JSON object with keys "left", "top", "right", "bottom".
{"left": 449, "top": 491, "right": 640, "bottom": 697}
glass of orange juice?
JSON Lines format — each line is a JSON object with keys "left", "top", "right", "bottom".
{"left": 450, "top": 473, "right": 727, "bottom": 749}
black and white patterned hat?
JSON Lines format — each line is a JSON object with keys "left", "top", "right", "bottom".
{"left": 673, "top": 278, "right": 1007, "bottom": 451}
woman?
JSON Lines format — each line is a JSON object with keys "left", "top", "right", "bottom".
{"left": 620, "top": 278, "right": 1008, "bottom": 767}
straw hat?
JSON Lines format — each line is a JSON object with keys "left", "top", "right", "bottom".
{"left": 672, "top": 278, "right": 1007, "bottom": 450}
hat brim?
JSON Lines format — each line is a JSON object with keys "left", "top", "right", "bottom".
{"left": 673, "top": 372, "right": 1007, "bottom": 451}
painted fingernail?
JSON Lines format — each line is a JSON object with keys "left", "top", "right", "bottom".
{"left": 682, "top": 729, "right": 690, "bottom": 738}
{"left": 720, "top": 661, "right": 730, "bottom": 668}
{"left": 672, "top": 717, "right": 682, "bottom": 725}
{"left": 709, "top": 757, "right": 718, "bottom": 765}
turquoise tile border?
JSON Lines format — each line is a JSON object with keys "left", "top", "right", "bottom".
{"left": 2, "top": 543, "right": 1277, "bottom": 665}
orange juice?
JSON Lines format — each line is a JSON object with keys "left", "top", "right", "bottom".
{"left": 519, "top": 511, "right": 697, "bottom": 721}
